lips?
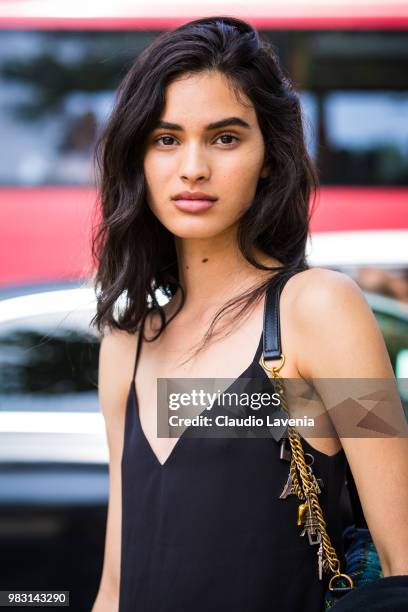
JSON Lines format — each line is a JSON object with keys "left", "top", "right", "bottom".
{"left": 173, "top": 191, "right": 217, "bottom": 201}
{"left": 172, "top": 191, "right": 218, "bottom": 213}
{"left": 173, "top": 198, "right": 216, "bottom": 213}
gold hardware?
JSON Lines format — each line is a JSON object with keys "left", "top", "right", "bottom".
{"left": 328, "top": 573, "right": 354, "bottom": 592}
{"left": 260, "top": 353, "right": 285, "bottom": 375}
{"left": 297, "top": 502, "right": 308, "bottom": 525}
{"left": 272, "top": 351, "right": 354, "bottom": 589}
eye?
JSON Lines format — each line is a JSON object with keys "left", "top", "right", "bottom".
{"left": 214, "top": 133, "right": 240, "bottom": 145}
{"left": 155, "top": 135, "right": 178, "bottom": 146}
{"left": 153, "top": 132, "right": 240, "bottom": 147}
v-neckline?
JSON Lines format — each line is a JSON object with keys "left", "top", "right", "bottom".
{"left": 130, "top": 358, "right": 269, "bottom": 469}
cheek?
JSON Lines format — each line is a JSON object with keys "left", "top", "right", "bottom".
{"left": 221, "top": 152, "right": 264, "bottom": 201}
{"left": 222, "top": 139, "right": 264, "bottom": 178}
{"left": 144, "top": 154, "right": 169, "bottom": 189}
{"left": 143, "top": 154, "right": 174, "bottom": 212}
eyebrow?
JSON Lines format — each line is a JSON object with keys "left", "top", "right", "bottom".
{"left": 153, "top": 116, "right": 251, "bottom": 131}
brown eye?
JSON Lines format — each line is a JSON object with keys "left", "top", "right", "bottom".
{"left": 155, "top": 135, "right": 178, "bottom": 146}
{"left": 215, "top": 133, "right": 240, "bottom": 145}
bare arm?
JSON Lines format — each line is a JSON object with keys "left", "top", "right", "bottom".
{"left": 293, "top": 268, "right": 408, "bottom": 577}
{"left": 91, "top": 329, "right": 136, "bottom": 611}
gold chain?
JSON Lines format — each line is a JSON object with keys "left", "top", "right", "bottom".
{"left": 260, "top": 354, "right": 354, "bottom": 588}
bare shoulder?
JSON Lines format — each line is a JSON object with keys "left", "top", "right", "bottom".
{"left": 285, "top": 266, "right": 370, "bottom": 325}
{"left": 285, "top": 267, "right": 392, "bottom": 379}
{"left": 98, "top": 327, "right": 138, "bottom": 446}
{"left": 92, "top": 327, "right": 139, "bottom": 610}
{"left": 286, "top": 266, "right": 361, "bottom": 302}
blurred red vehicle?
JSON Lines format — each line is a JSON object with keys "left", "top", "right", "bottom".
{"left": 0, "top": 0, "right": 407, "bottom": 287}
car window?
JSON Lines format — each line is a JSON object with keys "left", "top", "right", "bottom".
{"left": 373, "top": 309, "right": 408, "bottom": 410}
{"left": 0, "top": 308, "right": 100, "bottom": 411}
{"left": 374, "top": 310, "right": 408, "bottom": 372}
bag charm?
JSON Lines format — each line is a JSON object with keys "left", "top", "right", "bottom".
{"left": 261, "top": 352, "right": 354, "bottom": 595}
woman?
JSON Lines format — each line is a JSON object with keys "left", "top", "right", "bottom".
{"left": 91, "top": 16, "right": 408, "bottom": 612}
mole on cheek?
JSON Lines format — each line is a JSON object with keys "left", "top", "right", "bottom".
{"left": 202, "top": 258, "right": 208, "bottom": 263}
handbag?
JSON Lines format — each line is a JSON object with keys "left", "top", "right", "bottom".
{"left": 260, "top": 271, "right": 383, "bottom": 609}
{"left": 324, "top": 523, "right": 383, "bottom": 608}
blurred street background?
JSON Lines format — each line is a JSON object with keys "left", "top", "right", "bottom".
{"left": 0, "top": 1, "right": 407, "bottom": 610}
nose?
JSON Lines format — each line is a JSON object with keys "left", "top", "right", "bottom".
{"left": 178, "top": 142, "right": 210, "bottom": 183}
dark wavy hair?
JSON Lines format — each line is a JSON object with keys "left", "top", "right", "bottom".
{"left": 90, "top": 15, "right": 318, "bottom": 359}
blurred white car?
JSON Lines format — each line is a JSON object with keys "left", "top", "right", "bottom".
{"left": 0, "top": 278, "right": 407, "bottom": 611}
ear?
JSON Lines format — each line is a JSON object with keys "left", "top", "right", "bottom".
{"left": 260, "top": 163, "right": 270, "bottom": 179}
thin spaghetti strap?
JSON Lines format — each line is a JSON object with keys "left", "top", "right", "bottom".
{"left": 253, "top": 330, "right": 264, "bottom": 364}
{"left": 132, "top": 310, "right": 149, "bottom": 382}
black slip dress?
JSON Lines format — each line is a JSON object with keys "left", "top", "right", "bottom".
{"left": 118, "top": 272, "right": 347, "bottom": 612}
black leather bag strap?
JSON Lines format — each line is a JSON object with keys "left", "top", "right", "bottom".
{"left": 263, "top": 271, "right": 298, "bottom": 360}
{"left": 264, "top": 270, "right": 363, "bottom": 528}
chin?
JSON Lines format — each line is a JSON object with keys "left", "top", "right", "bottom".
{"left": 161, "top": 217, "right": 233, "bottom": 240}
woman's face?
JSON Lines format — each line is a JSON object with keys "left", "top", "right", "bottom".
{"left": 143, "top": 70, "right": 269, "bottom": 239}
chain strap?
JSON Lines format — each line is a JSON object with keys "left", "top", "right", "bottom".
{"left": 260, "top": 354, "right": 354, "bottom": 592}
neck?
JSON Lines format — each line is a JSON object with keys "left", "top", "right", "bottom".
{"left": 172, "top": 229, "right": 279, "bottom": 317}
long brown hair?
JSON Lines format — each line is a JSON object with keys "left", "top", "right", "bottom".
{"left": 90, "top": 15, "right": 318, "bottom": 359}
